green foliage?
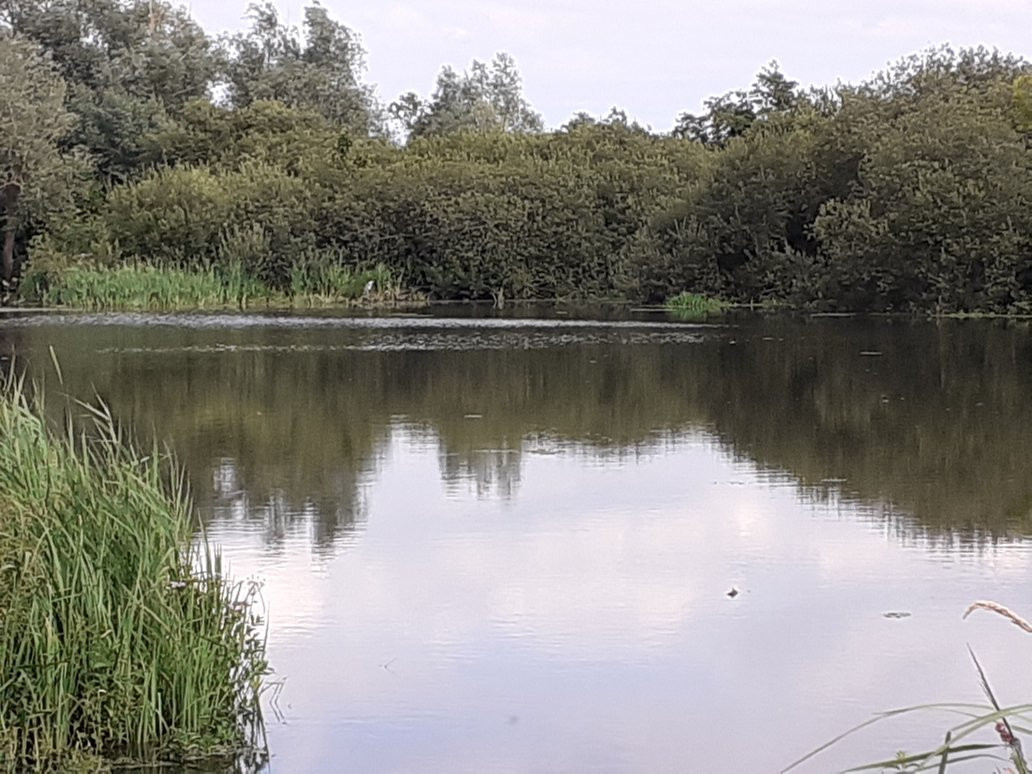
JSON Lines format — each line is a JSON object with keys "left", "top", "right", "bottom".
{"left": 673, "top": 62, "right": 800, "bottom": 146}
{"left": 0, "top": 33, "right": 89, "bottom": 279}
{"left": 102, "top": 161, "right": 318, "bottom": 285}
{"left": 665, "top": 291, "right": 726, "bottom": 315}
{"left": 391, "top": 53, "right": 543, "bottom": 141}
{"left": 0, "top": 378, "right": 267, "bottom": 770}
{"left": 3, "top": 0, "right": 219, "bottom": 180}
{"left": 1014, "top": 75, "right": 1032, "bottom": 132}
{"left": 32, "top": 115, "right": 705, "bottom": 305}
{"left": 811, "top": 68, "right": 1032, "bottom": 313}
{"left": 645, "top": 48, "right": 1032, "bottom": 313}
{"left": 141, "top": 99, "right": 340, "bottom": 170}
{"left": 22, "top": 261, "right": 229, "bottom": 310}
{"left": 635, "top": 107, "right": 835, "bottom": 303}
{"left": 222, "top": 2, "right": 380, "bottom": 135}
{"left": 288, "top": 257, "right": 394, "bottom": 302}
{"left": 18, "top": 257, "right": 407, "bottom": 311}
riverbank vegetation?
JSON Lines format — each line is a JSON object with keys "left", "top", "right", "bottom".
{"left": 0, "top": 377, "right": 268, "bottom": 770}
{"left": 665, "top": 292, "right": 727, "bottom": 316}
{"left": 23, "top": 259, "right": 403, "bottom": 311}
{"left": 3, "top": 2, "right": 1032, "bottom": 313}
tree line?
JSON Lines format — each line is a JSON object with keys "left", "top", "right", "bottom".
{"left": 2, "top": 0, "right": 1032, "bottom": 312}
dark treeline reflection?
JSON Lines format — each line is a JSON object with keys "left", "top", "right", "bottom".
{"left": 6, "top": 314, "right": 1032, "bottom": 547}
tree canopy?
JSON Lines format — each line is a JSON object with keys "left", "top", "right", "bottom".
{"left": 0, "top": 32, "right": 85, "bottom": 281}
{"left": 222, "top": 2, "right": 380, "bottom": 135}
{"left": 390, "top": 53, "right": 542, "bottom": 140}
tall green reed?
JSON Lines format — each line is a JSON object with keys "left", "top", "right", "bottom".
{"left": 0, "top": 376, "right": 268, "bottom": 771}
{"left": 665, "top": 291, "right": 726, "bottom": 316}
{"left": 26, "top": 263, "right": 229, "bottom": 311}
{"left": 20, "top": 259, "right": 412, "bottom": 311}
{"left": 287, "top": 250, "right": 399, "bottom": 303}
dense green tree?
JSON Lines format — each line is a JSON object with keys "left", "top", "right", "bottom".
{"left": 637, "top": 104, "right": 851, "bottom": 303}
{"left": 1013, "top": 74, "right": 1032, "bottom": 132}
{"left": 673, "top": 62, "right": 798, "bottom": 146}
{"left": 222, "top": 2, "right": 379, "bottom": 135}
{"left": 863, "top": 45, "right": 1025, "bottom": 106}
{"left": 390, "top": 53, "right": 542, "bottom": 140}
{"left": 139, "top": 98, "right": 340, "bottom": 170}
{"left": 0, "top": 34, "right": 85, "bottom": 281}
{"left": 2, "top": 0, "right": 218, "bottom": 180}
{"left": 647, "top": 49, "right": 1032, "bottom": 312}
{"left": 813, "top": 86, "right": 1032, "bottom": 312}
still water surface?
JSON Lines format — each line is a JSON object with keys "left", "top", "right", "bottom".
{"left": 5, "top": 308, "right": 1032, "bottom": 772}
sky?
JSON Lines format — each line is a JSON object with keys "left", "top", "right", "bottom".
{"left": 188, "top": 0, "right": 1032, "bottom": 132}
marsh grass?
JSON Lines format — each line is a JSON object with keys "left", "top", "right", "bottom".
{"left": 0, "top": 376, "right": 268, "bottom": 771}
{"left": 665, "top": 292, "right": 726, "bottom": 317}
{"left": 26, "top": 263, "right": 231, "bottom": 311}
{"left": 287, "top": 257, "right": 397, "bottom": 304}
{"left": 19, "top": 259, "right": 414, "bottom": 311}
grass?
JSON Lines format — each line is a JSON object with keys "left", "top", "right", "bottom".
{"left": 18, "top": 260, "right": 417, "bottom": 312}
{"left": 24, "top": 263, "right": 231, "bottom": 311}
{"left": 0, "top": 374, "right": 268, "bottom": 771}
{"left": 287, "top": 258, "right": 398, "bottom": 304}
{"left": 665, "top": 291, "right": 727, "bottom": 317}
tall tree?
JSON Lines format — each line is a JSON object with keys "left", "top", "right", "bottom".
{"left": 222, "top": 2, "right": 379, "bottom": 135}
{"left": 674, "top": 62, "right": 798, "bottom": 146}
{"left": 0, "top": 34, "right": 83, "bottom": 281}
{"left": 750, "top": 62, "right": 799, "bottom": 114}
{"left": 391, "top": 53, "right": 542, "bottom": 140}
{"left": 1, "top": 0, "right": 218, "bottom": 180}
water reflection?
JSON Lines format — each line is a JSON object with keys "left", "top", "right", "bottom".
{"left": 4, "top": 312, "right": 1032, "bottom": 546}
{"left": 208, "top": 424, "right": 1032, "bottom": 772}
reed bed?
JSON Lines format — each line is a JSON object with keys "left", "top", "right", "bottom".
{"left": 27, "top": 263, "right": 232, "bottom": 311}
{"left": 0, "top": 378, "right": 268, "bottom": 771}
{"left": 21, "top": 260, "right": 407, "bottom": 312}
{"left": 665, "top": 291, "right": 726, "bottom": 316}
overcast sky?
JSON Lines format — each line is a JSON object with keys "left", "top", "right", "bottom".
{"left": 188, "top": 0, "right": 1032, "bottom": 131}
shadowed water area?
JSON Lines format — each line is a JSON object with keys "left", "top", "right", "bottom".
{"left": 4, "top": 308, "right": 1032, "bottom": 772}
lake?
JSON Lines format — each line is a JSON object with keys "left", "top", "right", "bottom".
{"left": 5, "top": 308, "right": 1032, "bottom": 772}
